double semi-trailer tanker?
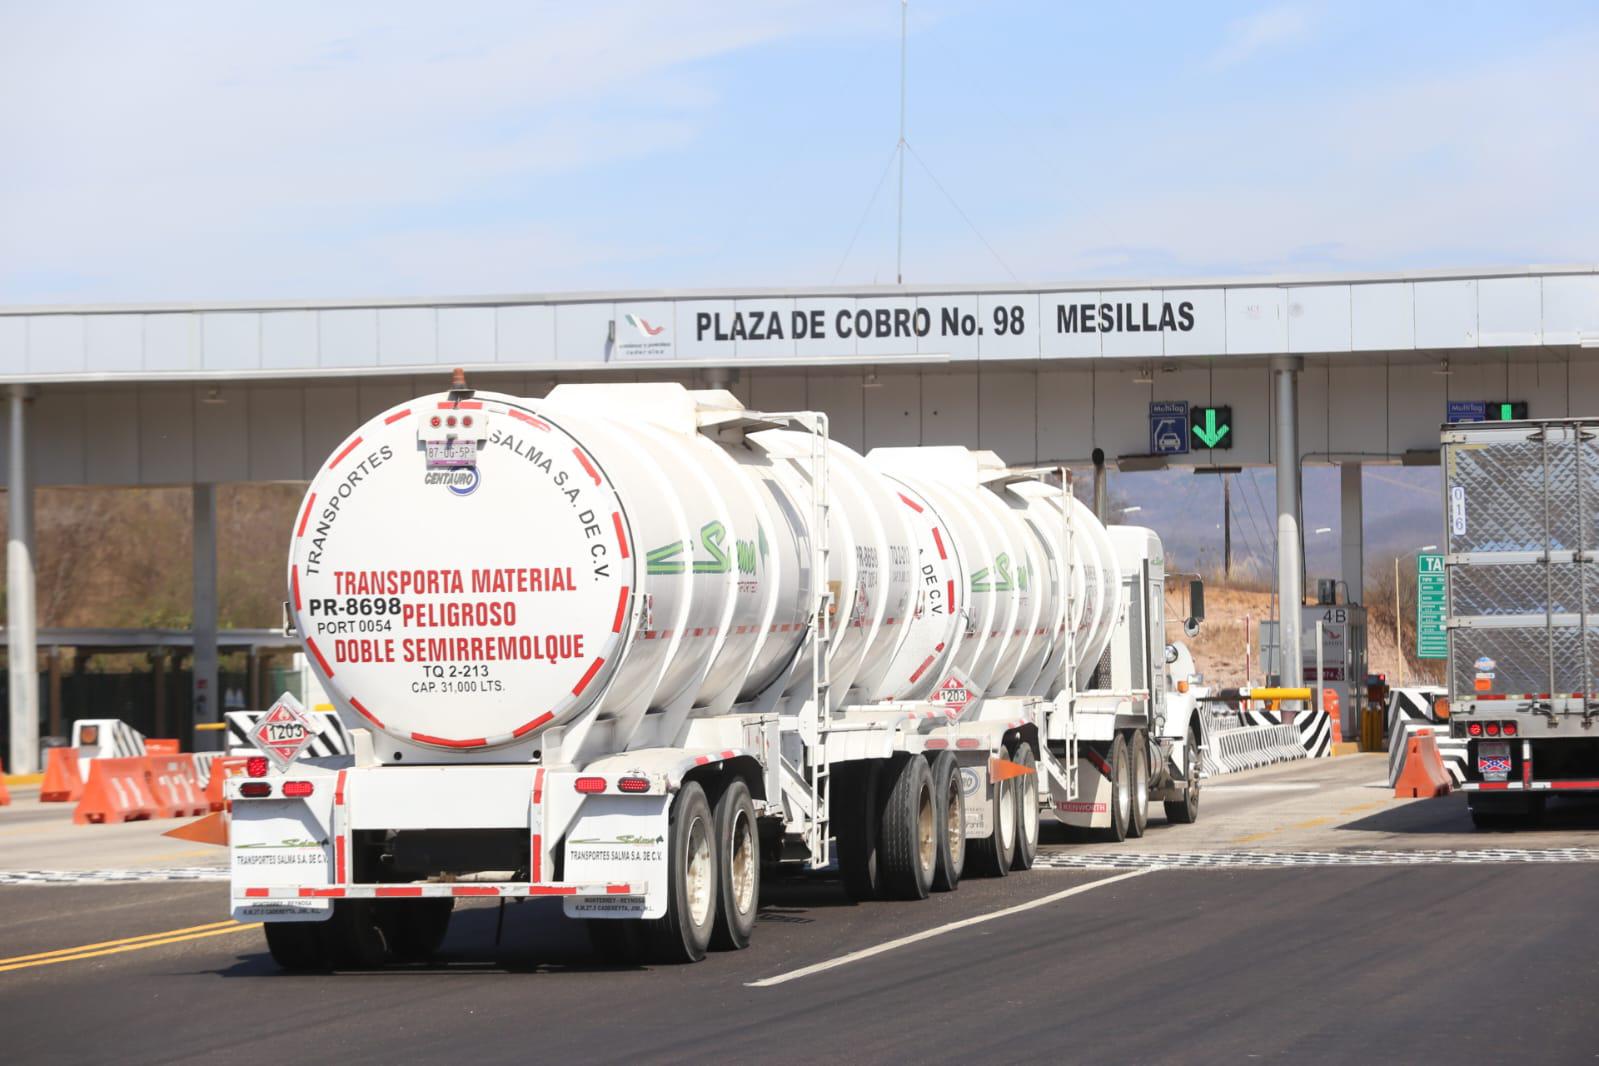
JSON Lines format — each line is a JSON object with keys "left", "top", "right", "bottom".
{"left": 230, "top": 378, "right": 1206, "bottom": 968}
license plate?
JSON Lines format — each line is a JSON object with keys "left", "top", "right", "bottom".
{"left": 1477, "top": 740, "right": 1512, "bottom": 781}
{"left": 425, "top": 440, "right": 477, "bottom": 468}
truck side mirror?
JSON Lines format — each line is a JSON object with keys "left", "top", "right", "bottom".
{"left": 1189, "top": 579, "right": 1205, "bottom": 621}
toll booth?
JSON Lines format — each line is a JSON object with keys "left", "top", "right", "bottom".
{"left": 1302, "top": 584, "right": 1366, "bottom": 741}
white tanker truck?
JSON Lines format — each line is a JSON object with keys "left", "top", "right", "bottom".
{"left": 229, "top": 377, "right": 1206, "bottom": 969}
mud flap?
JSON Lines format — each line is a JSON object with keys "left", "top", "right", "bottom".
{"left": 1054, "top": 754, "right": 1112, "bottom": 830}
{"left": 230, "top": 799, "right": 334, "bottom": 921}
{"left": 562, "top": 794, "right": 670, "bottom": 920}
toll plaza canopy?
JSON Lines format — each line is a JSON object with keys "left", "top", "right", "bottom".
{"left": 2, "top": 264, "right": 1598, "bottom": 771}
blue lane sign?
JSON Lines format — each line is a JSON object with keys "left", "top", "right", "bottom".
{"left": 1448, "top": 400, "right": 1487, "bottom": 423}
{"left": 1150, "top": 400, "right": 1190, "bottom": 455}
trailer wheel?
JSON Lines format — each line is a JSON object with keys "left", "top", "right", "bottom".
{"left": 645, "top": 780, "right": 717, "bottom": 963}
{"left": 1010, "top": 741, "right": 1039, "bottom": 871}
{"left": 928, "top": 752, "right": 964, "bottom": 892}
{"left": 880, "top": 755, "right": 937, "bottom": 900}
{"left": 1163, "top": 724, "right": 1201, "bottom": 825}
{"left": 1128, "top": 731, "right": 1150, "bottom": 839}
{"left": 966, "top": 755, "right": 1016, "bottom": 878}
{"left": 378, "top": 899, "right": 454, "bottom": 963}
{"left": 1100, "top": 735, "right": 1132, "bottom": 843}
{"left": 710, "top": 778, "right": 759, "bottom": 951}
{"left": 834, "top": 760, "right": 885, "bottom": 901}
{"left": 263, "top": 920, "right": 332, "bottom": 972}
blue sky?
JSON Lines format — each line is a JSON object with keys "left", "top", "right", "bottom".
{"left": 2, "top": 1, "right": 1597, "bottom": 303}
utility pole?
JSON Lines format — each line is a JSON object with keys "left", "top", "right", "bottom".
{"left": 895, "top": 0, "right": 908, "bottom": 285}
{"left": 1223, "top": 473, "right": 1232, "bottom": 580}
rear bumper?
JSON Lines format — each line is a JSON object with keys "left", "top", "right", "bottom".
{"left": 1460, "top": 779, "right": 1599, "bottom": 792}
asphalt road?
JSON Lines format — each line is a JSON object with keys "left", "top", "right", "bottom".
{"left": 4, "top": 756, "right": 1599, "bottom": 1064}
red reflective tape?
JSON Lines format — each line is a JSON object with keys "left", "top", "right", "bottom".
{"left": 572, "top": 657, "right": 605, "bottom": 697}
{"left": 376, "top": 886, "right": 423, "bottom": 897}
{"left": 335, "top": 770, "right": 347, "bottom": 807}
{"left": 1549, "top": 780, "right": 1599, "bottom": 790}
{"left": 437, "top": 400, "right": 483, "bottom": 410}
{"left": 606, "top": 884, "right": 634, "bottom": 895}
{"left": 1084, "top": 747, "right": 1112, "bottom": 777}
{"left": 612, "top": 511, "right": 630, "bottom": 558}
{"left": 306, "top": 637, "right": 333, "bottom": 678}
{"left": 244, "top": 888, "right": 269, "bottom": 898}
{"left": 329, "top": 436, "right": 363, "bottom": 469}
{"left": 695, "top": 755, "right": 711, "bottom": 766}
{"left": 507, "top": 408, "right": 550, "bottom": 429}
{"left": 1477, "top": 781, "right": 1508, "bottom": 790}
{"left": 301, "top": 887, "right": 345, "bottom": 898}
{"left": 348, "top": 696, "right": 384, "bottom": 729}
{"left": 722, "top": 749, "right": 736, "bottom": 759}
{"left": 932, "top": 527, "right": 947, "bottom": 560}
{"left": 693, "top": 628, "right": 704, "bottom": 638}
{"left": 529, "top": 886, "right": 578, "bottom": 896}
{"left": 297, "top": 493, "right": 316, "bottom": 537}
{"left": 574, "top": 449, "right": 601, "bottom": 485}
{"left": 532, "top": 833, "right": 542, "bottom": 883}
{"left": 898, "top": 492, "right": 923, "bottom": 513}
{"left": 926, "top": 738, "right": 948, "bottom": 749}
{"left": 947, "top": 580, "right": 956, "bottom": 608}
{"left": 533, "top": 768, "right": 545, "bottom": 805}
{"left": 909, "top": 654, "right": 936, "bottom": 684}
{"left": 291, "top": 565, "right": 302, "bottom": 611}
{"left": 453, "top": 886, "right": 500, "bottom": 897}
{"left": 935, "top": 642, "right": 946, "bottom": 652}
{"left": 612, "top": 586, "right": 630, "bottom": 633}
{"left": 411, "top": 731, "right": 488, "bottom": 749}
{"left": 383, "top": 408, "right": 412, "bottom": 425}
{"left": 335, "top": 835, "right": 347, "bottom": 883}
{"left": 513, "top": 711, "right": 554, "bottom": 738}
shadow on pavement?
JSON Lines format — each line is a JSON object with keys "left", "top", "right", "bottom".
{"left": 1337, "top": 791, "right": 1599, "bottom": 836}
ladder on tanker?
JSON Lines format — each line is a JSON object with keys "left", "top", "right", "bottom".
{"left": 803, "top": 414, "right": 834, "bottom": 868}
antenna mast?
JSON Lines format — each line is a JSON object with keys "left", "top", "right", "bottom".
{"left": 895, "top": 0, "right": 908, "bottom": 285}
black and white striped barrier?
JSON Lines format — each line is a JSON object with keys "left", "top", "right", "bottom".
{"left": 225, "top": 709, "right": 352, "bottom": 758}
{"left": 1203, "top": 722, "right": 1308, "bottom": 775}
{"left": 1387, "top": 686, "right": 1447, "bottom": 733}
{"left": 1242, "top": 708, "right": 1333, "bottom": 759}
{"left": 1388, "top": 719, "right": 1468, "bottom": 788}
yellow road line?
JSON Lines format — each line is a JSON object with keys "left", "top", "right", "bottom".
{"left": 1339, "top": 799, "right": 1389, "bottom": 815}
{"left": 3, "top": 773, "right": 44, "bottom": 786}
{"left": 0, "top": 924, "right": 262, "bottom": 973}
{"left": 0, "top": 920, "right": 246, "bottom": 967}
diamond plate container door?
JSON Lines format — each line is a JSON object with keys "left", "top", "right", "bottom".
{"left": 1444, "top": 422, "right": 1599, "bottom": 700}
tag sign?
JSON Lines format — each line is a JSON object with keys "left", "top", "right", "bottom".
{"left": 250, "top": 693, "right": 318, "bottom": 768}
{"left": 929, "top": 666, "right": 981, "bottom": 716}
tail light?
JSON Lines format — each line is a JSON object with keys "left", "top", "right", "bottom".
{"left": 1486, "top": 722, "right": 1501, "bottom": 736}
{"left": 574, "top": 776, "right": 607, "bottom": 794}
{"left": 239, "top": 782, "right": 272, "bottom": 798}
{"left": 1503, "top": 720, "right": 1518, "bottom": 736}
{"left": 617, "top": 776, "right": 650, "bottom": 794}
{"left": 246, "top": 756, "right": 270, "bottom": 778}
{"left": 281, "top": 780, "right": 315, "bottom": 797}
{"left": 1468, "top": 721, "right": 1483, "bottom": 737}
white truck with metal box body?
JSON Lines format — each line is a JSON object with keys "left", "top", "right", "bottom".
{"left": 1442, "top": 418, "right": 1599, "bottom": 827}
{"left": 229, "top": 377, "right": 1205, "bottom": 968}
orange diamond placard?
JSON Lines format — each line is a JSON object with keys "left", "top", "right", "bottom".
{"left": 251, "top": 694, "right": 316, "bottom": 768}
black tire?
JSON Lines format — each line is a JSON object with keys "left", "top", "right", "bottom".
{"left": 710, "top": 778, "right": 759, "bottom": 951}
{"left": 928, "top": 752, "right": 964, "bottom": 892}
{"left": 326, "top": 900, "right": 389, "bottom": 970}
{"left": 1100, "top": 735, "right": 1132, "bottom": 843}
{"left": 880, "top": 755, "right": 937, "bottom": 900}
{"left": 1163, "top": 724, "right": 1201, "bottom": 825}
{"left": 1010, "top": 741, "right": 1039, "bottom": 871}
{"left": 965, "top": 754, "right": 1016, "bottom": 878}
{"left": 263, "top": 919, "right": 331, "bottom": 972}
{"left": 644, "top": 781, "right": 717, "bottom": 963}
{"left": 834, "top": 760, "right": 886, "bottom": 901}
{"left": 378, "top": 899, "right": 453, "bottom": 963}
{"left": 1128, "top": 731, "right": 1150, "bottom": 839}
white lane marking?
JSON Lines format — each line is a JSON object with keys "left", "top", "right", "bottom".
{"left": 746, "top": 868, "right": 1159, "bottom": 988}
{"left": 1203, "top": 783, "right": 1320, "bottom": 793}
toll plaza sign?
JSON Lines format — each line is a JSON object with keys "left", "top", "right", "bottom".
{"left": 1417, "top": 553, "right": 1447, "bottom": 660}
{"left": 611, "top": 292, "right": 1220, "bottom": 363}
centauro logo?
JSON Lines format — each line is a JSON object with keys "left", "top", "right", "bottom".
{"left": 425, "top": 468, "right": 480, "bottom": 496}
{"left": 625, "top": 313, "right": 666, "bottom": 338}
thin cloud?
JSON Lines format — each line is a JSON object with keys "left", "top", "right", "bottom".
{"left": 1209, "top": 4, "right": 1314, "bottom": 69}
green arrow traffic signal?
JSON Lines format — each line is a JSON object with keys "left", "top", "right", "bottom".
{"left": 1190, "top": 405, "right": 1232, "bottom": 449}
